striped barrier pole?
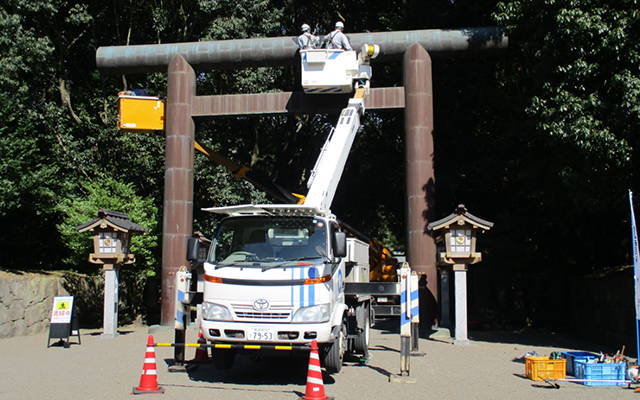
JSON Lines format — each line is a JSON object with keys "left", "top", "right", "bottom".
{"left": 410, "top": 271, "right": 420, "bottom": 352}
{"left": 173, "top": 266, "right": 191, "bottom": 365}
{"left": 155, "top": 342, "right": 312, "bottom": 351}
{"left": 390, "top": 262, "right": 417, "bottom": 383}
{"left": 399, "top": 263, "right": 411, "bottom": 376}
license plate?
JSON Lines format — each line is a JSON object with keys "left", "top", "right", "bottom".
{"left": 248, "top": 327, "right": 275, "bottom": 341}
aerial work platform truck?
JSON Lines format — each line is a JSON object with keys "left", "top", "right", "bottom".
{"left": 178, "top": 43, "right": 416, "bottom": 373}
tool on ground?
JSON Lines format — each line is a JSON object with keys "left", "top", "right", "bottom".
{"left": 544, "top": 377, "right": 632, "bottom": 388}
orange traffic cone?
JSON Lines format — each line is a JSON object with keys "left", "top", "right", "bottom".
{"left": 301, "top": 340, "right": 331, "bottom": 400}
{"left": 189, "top": 329, "right": 209, "bottom": 363}
{"left": 132, "top": 335, "right": 165, "bottom": 395}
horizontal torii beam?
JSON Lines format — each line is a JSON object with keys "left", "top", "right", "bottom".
{"left": 191, "top": 87, "right": 405, "bottom": 116}
{"left": 96, "top": 27, "right": 507, "bottom": 74}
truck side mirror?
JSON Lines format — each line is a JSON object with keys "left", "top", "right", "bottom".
{"left": 186, "top": 237, "right": 200, "bottom": 262}
{"left": 334, "top": 232, "right": 347, "bottom": 258}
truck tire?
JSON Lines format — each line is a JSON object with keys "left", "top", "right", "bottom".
{"left": 212, "top": 348, "right": 236, "bottom": 370}
{"left": 353, "top": 302, "right": 370, "bottom": 355}
{"left": 323, "top": 317, "right": 347, "bottom": 374}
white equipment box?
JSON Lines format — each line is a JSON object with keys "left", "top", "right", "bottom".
{"left": 301, "top": 49, "right": 372, "bottom": 94}
{"left": 345, "top": 238, "right": 370, "bottom": 283}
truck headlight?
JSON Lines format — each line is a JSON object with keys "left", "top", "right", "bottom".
{"left": 292, "top": 304, "right": 330, "bottom": 323}
{"left": 202, "top": 302, "right": 232, "bottom": 321}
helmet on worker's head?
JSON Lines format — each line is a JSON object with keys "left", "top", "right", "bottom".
{"left": 301, "top": 23, "right": 310, "bottom": 32}
{"left": 335, "top": 21, "right": 344, "bottom": 29}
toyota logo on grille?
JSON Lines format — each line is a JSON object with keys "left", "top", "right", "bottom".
{"left": 253, "top": 299, "right": 270, "bottom": 311}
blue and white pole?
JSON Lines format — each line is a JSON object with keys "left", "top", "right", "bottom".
{"left": 174, "top": 266, "right": 192, "bottom": 330}
{"left": 410, "top": 271, "right": 420, "bottom": 351}
{"left": 399, "top": 262, "right": 411, "bottom": 376}
{"left": 174, "top": 266, "right": 192, "bottom": 366}
{"left": 629, "top": 190, "right": 640, "bottom": 359}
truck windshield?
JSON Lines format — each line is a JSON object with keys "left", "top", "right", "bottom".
{"left": 208, "top": 217, "right": 328, "bottom": 265}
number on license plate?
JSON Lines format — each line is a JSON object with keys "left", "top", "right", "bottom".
{"left": 248, "top": 327, "right": 275, "bottom": 341}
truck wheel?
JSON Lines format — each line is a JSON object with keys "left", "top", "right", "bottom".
{"left": 212, "top": 348, "right": 236, "bottom": 370}
{"left": 323, "top": 318, "right": 347, "bottom": 374}
{"left": 353, "top": 302, "right": 370, "bottom": 355}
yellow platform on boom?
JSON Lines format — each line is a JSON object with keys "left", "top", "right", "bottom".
{"left": 118, "top": 94, "right": 165, "bottom": 131}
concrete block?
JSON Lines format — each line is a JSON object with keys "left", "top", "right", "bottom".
{"left": 0, "top": 275, "right": 13, "bottom": 306}
{"left": 13, "top": 318, "right": 27, "bottom": 336}
{"left": 0, "top": 303, "right": 9, "bottom": 325}
{"left": 10, "top": 277, "right": 26, "bottom": 300}
{"left": 25, "top": 276, "right": 40, "bottom": 306}
{"left": 9, "top": 299, "right": 25, "bottom": 322}
{"left": 0, "top": 322, "right": 13, "bottom": 338}
{"left": 24, "top": 302, "right": 45, "bottom": 327}
{"left": 44, "top": 278, "right": 58, "bottom": 298}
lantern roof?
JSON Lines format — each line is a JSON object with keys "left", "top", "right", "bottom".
{"left": 76, "top": 209, "right": 148, "bottom": 234}
{"left": 427, "top": 204, "right": 493, "bottom": 232}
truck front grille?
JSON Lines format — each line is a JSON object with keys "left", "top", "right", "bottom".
{"left": 231, "top": 303, "right": 292, "bottom": 320}
{"left": 235, "top": 311, "right": 290, "bottom": 320}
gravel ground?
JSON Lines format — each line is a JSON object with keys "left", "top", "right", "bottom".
{"left": 0, "top": 320, "right": 637, "bottom": 400}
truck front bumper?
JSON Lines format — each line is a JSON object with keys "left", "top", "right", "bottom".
{"left": 200, "top": 319, "right": 333, "bottom": 345}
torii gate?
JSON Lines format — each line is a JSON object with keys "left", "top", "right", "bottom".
{"left": 96, "top": 27, "right": 508, "bottom": 327}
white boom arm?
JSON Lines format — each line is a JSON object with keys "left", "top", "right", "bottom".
{"left": 300, "top": 44, "right": 379, "bottom": 212}
{"left": 304, "top": 96, "right": 365, "bottom": 212}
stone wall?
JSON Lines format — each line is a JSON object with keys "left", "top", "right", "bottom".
{"left": 0, "top": 270, "right": 153, "bottom": 338}
{"left": 0, "top": 271, "right": 69, "bottom": 338}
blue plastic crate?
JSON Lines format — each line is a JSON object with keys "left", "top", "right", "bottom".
{"left": 562, "top": 351, "right": 598, "bottom": 376}
{"left": 574, "top": 360, "right": 627, "bottom": 386}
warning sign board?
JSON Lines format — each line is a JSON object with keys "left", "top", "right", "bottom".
{"left": 51, "top": 296, "right": 73, "bottom": 324}
{"left": 48, "top": 296, "right": 81, "bottom": 348}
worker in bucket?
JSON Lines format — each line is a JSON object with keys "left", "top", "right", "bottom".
{"left": 323, "top": 21, "right": 352, "bottom": 51}
{"left": 298, "top": 24, "right": 319, "bottom": 49}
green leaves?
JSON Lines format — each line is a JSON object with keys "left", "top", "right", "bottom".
{"left": 203, "top": 0, "right": 284, "bottom": 40}
{"left": 496, "top": 0, "right": 640, "bottom": 166}
{"left": 0, "top": 0, "right": 637, "bottom": 301}
{"left": 56, "top": 177, "right": 159, "bottom": 274}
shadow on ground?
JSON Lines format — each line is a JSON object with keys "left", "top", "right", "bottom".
{"left": 468, "top": 329, "right": 612, "bottom": 353}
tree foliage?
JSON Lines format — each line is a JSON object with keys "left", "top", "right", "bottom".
{"left": 56, "top": 177, "right": 159, "bottom": 274}
{"left": 1, "top": 0, "right": 639, "bottom": 330}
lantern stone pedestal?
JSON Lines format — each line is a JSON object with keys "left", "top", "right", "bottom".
{"left": 452, "top": 264, "right": 469, "bottom": 346}
{"left": 101, "top": 264, "right": 120, "bottom": 339}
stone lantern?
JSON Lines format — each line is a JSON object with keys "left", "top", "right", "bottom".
{"left": 76, "top": 209, "right": 147, "bottom": 338}
{"left": 427, "top": 204, "right": 493, "bottom": 345}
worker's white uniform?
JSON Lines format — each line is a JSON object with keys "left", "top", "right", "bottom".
{"left": 298, "top": 32, "right": 319, "bottom": 49}
{"left": 324, "top": 30, "right": 352, "bottom": 51}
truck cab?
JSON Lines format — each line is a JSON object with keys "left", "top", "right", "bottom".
{"left": 196, "top": 205, "right": 359, "bottom": 372}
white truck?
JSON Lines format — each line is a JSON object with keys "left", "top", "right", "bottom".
{"left": 185, "top": 44, "right": 391, "bottom": 373}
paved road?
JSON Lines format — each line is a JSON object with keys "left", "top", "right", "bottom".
{"left": 0, "top": 320, "right": 636, "bottom": 400}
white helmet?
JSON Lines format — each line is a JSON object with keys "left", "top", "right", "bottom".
{"left": 301, "top": 23, "right": 310, "bottom": 32}
{"left": 335, "top": 21, "right": 344, "bottom": 29}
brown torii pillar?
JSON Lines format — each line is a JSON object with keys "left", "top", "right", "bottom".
{"left": 404, "top": 44, "right": 438, "bottom": 324}
{"left": 163, "top": 56, "right": 196, "bottom": 326}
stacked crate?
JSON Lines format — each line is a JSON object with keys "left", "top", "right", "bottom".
{"left": 562, "top": 351, "right": 627, "bottom": 386}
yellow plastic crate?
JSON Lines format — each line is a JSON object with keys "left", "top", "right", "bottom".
{"left": 525, "top": 356, "right": 566, "bottom": 381}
